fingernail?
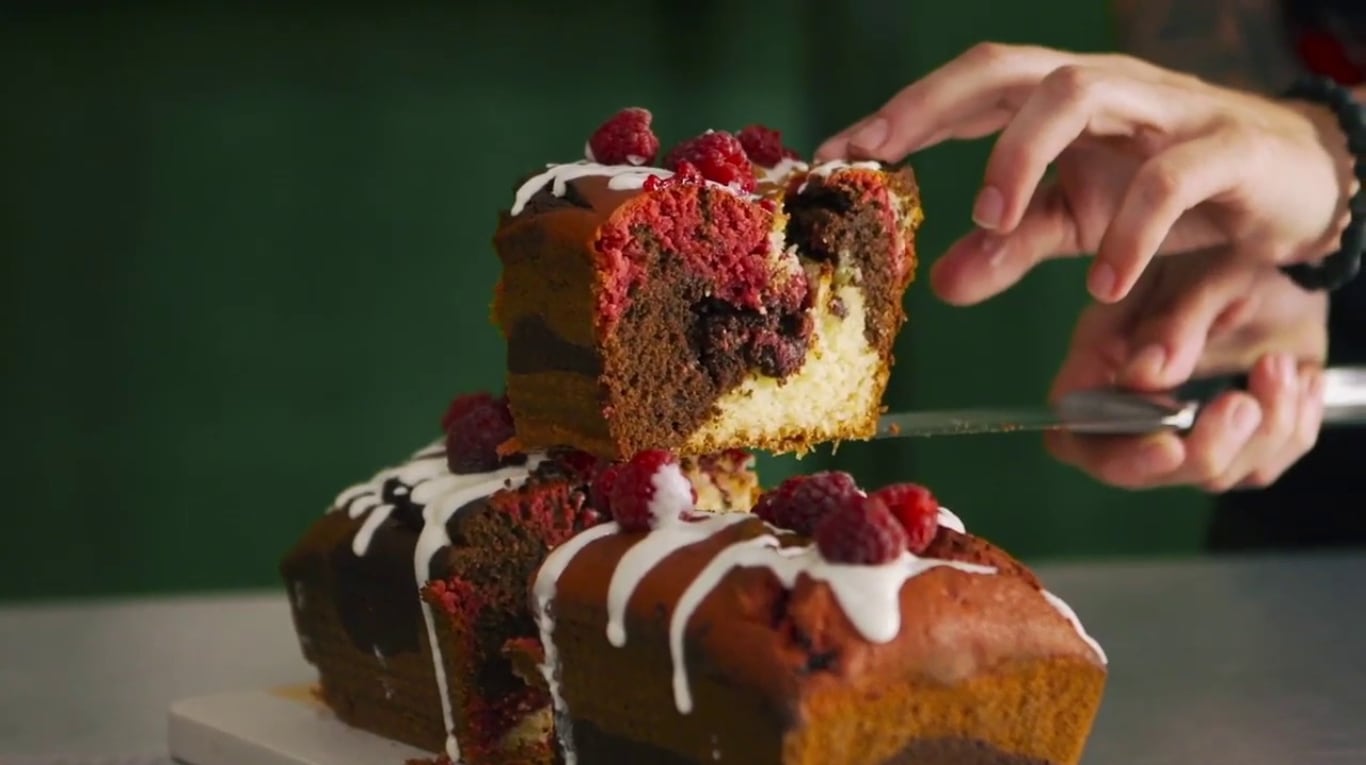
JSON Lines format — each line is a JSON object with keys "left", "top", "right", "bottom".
{"left": 1089, "top": 262, "right": 1117, "bottom": 301}
{"left": 978, "top": 231, "right": 1007, "bottom": 266}
{"left": 1127, "top": 344, "right": 1167, "bottom": 381}
{"left": 1229, "top": 398, "right": 1262, "bottom": 436}
{"left": 972, "top": 186, "right": 1004, "bottom": 229}
{"left": 849, "top": 117, "right": 889, "bottom": 154}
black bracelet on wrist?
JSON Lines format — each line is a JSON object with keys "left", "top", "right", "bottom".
{"left": 1279, "top": 75, "right": 1366, "bottom": 292}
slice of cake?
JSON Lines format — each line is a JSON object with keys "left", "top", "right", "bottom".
{"left": 532, "top": 452, "right": 1107, "bottom": 765}
{"left": 280, "top": 393, "right": 758, "bottom": 764}
{"left": 494, "top": 108, "right": 923, "bottom": 459}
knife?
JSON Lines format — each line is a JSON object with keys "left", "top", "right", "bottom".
{"left": 875, "top": 365, "right": 1366, "bottom": 438}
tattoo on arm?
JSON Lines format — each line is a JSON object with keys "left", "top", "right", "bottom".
{"left": 1112, "top": 0, "right": 1302, "bottom": 93}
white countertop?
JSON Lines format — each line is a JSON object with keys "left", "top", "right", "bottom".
{"left": 3, "top": 553, "right": 1365, "bottom": 764}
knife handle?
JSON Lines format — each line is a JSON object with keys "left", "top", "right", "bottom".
{"left": 1170, "top": 373, "right": 1249, "bottom": 407}
{"left": 1173, "top": 366, "right": 1366, "bottom": 428}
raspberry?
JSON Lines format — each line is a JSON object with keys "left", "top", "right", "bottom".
{"left": 609, "top": 449, "right": 697, "bottom": 532}
{"left": 643, "top": 160, "right": 704, "bottom": 191}
{"left": 814, "top": 495, "right": 908, "bottom": 565}
{"left": 753, "top": 471, "right": 860, "bottom": 536}
{"left": 871, "top": 483, "right": 941, "bottom": 554}
{"left": 587, "top": 107, "right": 660, "bottom": 166}
{"left": 737, "top": 124, "right": 799, "bottom": 167}
{"left": 440, "top": 392, "right": 497, "bottom": 432}
{"left": 664, "top": 130, "right": 757, "bottom": 192}
{"left": 589, "top": 463, "right": 622, "bottom": 514}
{"left": 444, "top": 395, "right": 516, "bottom": 474}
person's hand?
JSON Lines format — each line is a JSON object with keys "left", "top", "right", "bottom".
{"left": 816, "top": 43, "right": 1355, "bottom": 305}
{"left": 1044, "top": 246, "right": 1329, "bottom": 492}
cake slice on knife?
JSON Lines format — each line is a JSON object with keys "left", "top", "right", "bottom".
{"left": 494, "top": 108, "right": 923, "bottom": 459}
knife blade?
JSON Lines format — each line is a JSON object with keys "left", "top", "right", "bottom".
{"left": 875, "top": 365, "right": 1366, "bottom": 439}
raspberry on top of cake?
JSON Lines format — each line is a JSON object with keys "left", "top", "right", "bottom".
{"left": 531, "top": 451, "right": 1107, "bottom": 765}
{"left": 493, "top": 107, "right": 924, "bottom": 460}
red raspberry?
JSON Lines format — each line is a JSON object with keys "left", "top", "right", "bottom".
{"left": 643, "top": 160, "right": 704, "bottom": 191}
{"left": 871, "top": 483, "right": 941, "bottom": 554}
{"left": 737, "top": 124, "right": 799, "bottom": 168}
{"left": 609, "top": 449, "right": 697, "bottom": 532}
{"left": 753, "top": 471, "right": 860, "bottom": 536}
{"left": 814, "top": 495, "right": 908, "bottom": 565}
{"left": 587, "top": 107, "right": 660, "bottom": 166}
{"left": 440, "top": 392, "right": 497, "bottom": 432}
{"left": 444, "top": 396, "right": 516, "bottom": 474}
{"left": 589, "top": 463, "right": 622, "bottom": 514}
{"left": 664, "top": 131, "right": 757, "bottom": 192}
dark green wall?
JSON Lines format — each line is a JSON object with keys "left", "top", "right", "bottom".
{"left": 0, "top": 2, "right": 1206, "bottom": 601}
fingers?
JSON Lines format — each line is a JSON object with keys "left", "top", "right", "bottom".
{"left": 1047, "top": 294, "right": 1148, "bottom": 402}
{"left": 1044, "top": 430, "right": 1185, "bottom": 489}
{"left": 1116, "top": 257, "right": 1252, "bottom": 391}
{"left": 1203, "top": 354, "right": 1300, "bottom": 491}
{"left": 814, "top": 43, "right": 1073, "bottom": 162}
{"left": 1044, "top": 391, "right": 1262, "bottom": 489}
{"left": 1169, "top": 389, "right": 1265, "bottom": 489}
{"left": 929, "top": 183, "right": 1082, "bottom": 306}
{"left": 1091, "top": 129, "right": 1250, "bottom": 302}
{"left": 975, "top": 64, "right": 1187, "bottom": 233}
{"left": 1233, "top": 363, "right": 1325, "bottom": 490}
{"left": 1048, "top": 355, "right": 1325, "bottom": 491}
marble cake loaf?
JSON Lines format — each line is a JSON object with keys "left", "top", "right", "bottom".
{"left": 530, "top": 453, "right": 1108, "bottom": 765}
{"left": 493, "top": 108, "right": 923, "bottom": 460}
{"left": 280, "top": 392, "right": 758, "bottom": 764}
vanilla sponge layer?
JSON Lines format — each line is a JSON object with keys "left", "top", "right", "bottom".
{"left": 684, "top": 262, "right": 886, "bottom": 456}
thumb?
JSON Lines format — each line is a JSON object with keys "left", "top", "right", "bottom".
{"left": 930, "top": 182, "right": 1082, "bottom": 306}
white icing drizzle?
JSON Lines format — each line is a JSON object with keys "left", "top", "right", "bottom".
{"left": 533, "top": 521, "right": 620, "bottom": 765}
{"left": 328, "top": 442, "right": 545, "bottom": 763}
{"left": 808, "top": 158, "right": 882, "bottom": 178}
{"left": 756, "top": 156, "right": 809, "bottom": 185}
{"left": 1043, "top": 590, "right": 1108, "bottom": 665}
{"left": 510, "top": 161, "right": 670, "bottom": 216}
{"left": 605, "top": 513, "right": 751, "bottom": 647}
{"left": 331, "top": 440, "right": 448, "bottom": 557}
{"left": 936, "top": 506, "right": 966, "bottom": 535}
{"left": 533, "top": 496, "right": 1106, "bottom": 732}
{"left": 797, "top": 159, "right": 883, "bottom": 193}
{"left": 646, "top": 463, "right": 696, "bottom": 524}
{"left": 584, "top": 140, "right": 650, "bottom": 167}
{"left": 667, "top": 535, "right": 995, "bottom": 714}
{"left": 412, "top": 456, "right": 546, "bottom": 761}
{"left": 351, "top": 504, "right": 394, "bottom": 557}
{"left": 510, "top": 155, "right": 776, "bottom": 218}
